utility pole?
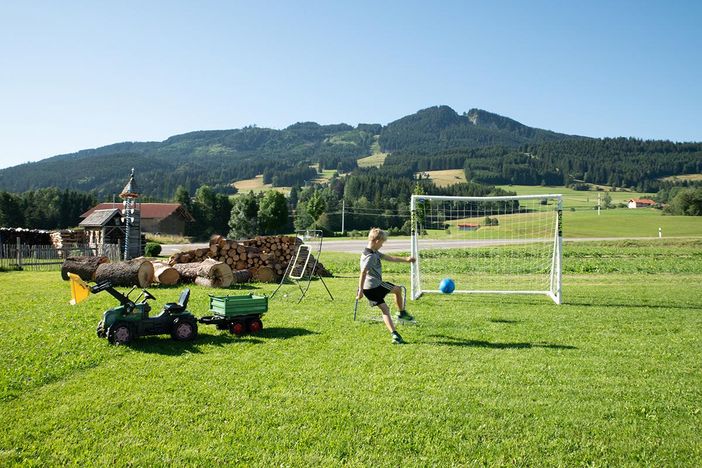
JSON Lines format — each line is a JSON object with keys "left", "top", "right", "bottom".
{"left": 341, "top": 199, "right": 345, "bottom": 235}
{"left": 597, "top": 193, "right": 601, "bottom": 216}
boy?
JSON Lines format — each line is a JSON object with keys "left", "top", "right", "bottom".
{"left": 357, "top": 227, "right": 415, "bottom": 344}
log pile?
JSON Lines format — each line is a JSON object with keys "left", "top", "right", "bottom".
{"left": 61, "top": 235, "right": 333, "bottom": 290}
{"left": 50, "top": 230, "right": 86, "bottom": 250}
{"left": 168, "top": 235, "right": 332, "bottom": 282}
{"left": 0, "top": 227, "right": 52, "bottom": 246}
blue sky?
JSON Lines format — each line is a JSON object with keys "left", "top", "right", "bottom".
{"left": 1, "top": 1, "right": 700, "bottom": 169}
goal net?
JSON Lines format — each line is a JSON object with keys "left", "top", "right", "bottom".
{"left": 410, "top": 194, "right": 562, "bottom": 304}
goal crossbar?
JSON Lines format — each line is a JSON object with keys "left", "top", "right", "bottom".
{"left": 410, "top": 194, "right": 563, "bottom": 304}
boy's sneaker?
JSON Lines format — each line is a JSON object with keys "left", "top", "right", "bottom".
{"left": 397, "top": 310, "right": 415, "bottom": 322}
{"left": 391, "top": 332, "right": 405, "bottom": 344}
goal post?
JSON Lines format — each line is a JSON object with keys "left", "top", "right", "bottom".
{"left": 410, "top": 194, "right": 563, "bottom": 304}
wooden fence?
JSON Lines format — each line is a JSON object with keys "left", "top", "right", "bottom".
{"left": 0, "top": 241, "right": 121, "bottom": 271}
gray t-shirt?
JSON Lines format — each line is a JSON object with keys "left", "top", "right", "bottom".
{"left": 360, "top": 247, "right": 388, "bottom": 289}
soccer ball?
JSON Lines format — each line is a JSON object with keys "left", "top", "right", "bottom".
{"left": 439, "top": 278, "right": 455, "bottom": 294}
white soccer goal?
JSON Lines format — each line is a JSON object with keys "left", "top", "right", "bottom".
{"left": 410, "top": 194, "right": 563, "bottom": 304}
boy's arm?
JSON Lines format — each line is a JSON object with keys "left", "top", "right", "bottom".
{"left": 380, "top": 252, "right": 415, "bottom": 263}
{"left": 357, "top": 268, "right": 368, "bottom": 299}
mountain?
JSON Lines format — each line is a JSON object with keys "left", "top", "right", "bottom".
{"left": 0, "top": 123, "right": 376, "bottom": 199}
{"left": 379, "top": 106, "right": 582, "bottom": 153}
{"left": 5, "top": 105, "right": 698, "bottom": 199}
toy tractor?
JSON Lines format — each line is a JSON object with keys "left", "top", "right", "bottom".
{"left": 92, "top": 282, "right": 198, "bottom": 345}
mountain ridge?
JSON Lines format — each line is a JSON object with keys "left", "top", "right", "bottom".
{"left": 1, "top": 105, "right": 698, "bottom": 198}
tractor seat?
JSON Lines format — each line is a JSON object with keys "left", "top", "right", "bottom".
{"left": 163, "top": 288, "right": 190, "bottom": 313}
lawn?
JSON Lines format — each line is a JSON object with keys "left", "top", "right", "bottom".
{"left": 495, "top": 184, "right": 655, "bottom": 209}
{"left": 232, "top": 175, "right": 291, "bottom": 195}
{"left": 1, "top": 240, "right": 701, "bottom": 465}
{"left": 233, "top": 168, "right": 336, "bottom": 196}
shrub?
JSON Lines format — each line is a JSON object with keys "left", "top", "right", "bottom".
{"left": 145, "top": 242, "right": 162, "bottom": 257}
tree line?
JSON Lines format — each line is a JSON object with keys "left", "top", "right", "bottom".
{"left": 0, "top": 188, "right": 96, "bottom": 230}
{"left": 384, "top": 138, "right": 702, "bottom": 192}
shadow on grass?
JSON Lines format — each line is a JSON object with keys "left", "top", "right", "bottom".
{"left": 149, "top": 284, "right": 262, "bottom": 292}
{"left": 565, "top": 298, "right": 702, "bottom": 311}
{"left": 224, "top": 284, "right": 263, "bottom": 291}
{"left": 489, "top": 318, "right": 521, "bottom": 324}
{"left": 129, "top": 327, "right": 318, "bottom": 354}
{"left": 426, "top": 334, "right": 577, "bottom": 350}
{"left": 256, "top": 327, "right": 319, "bottom": 339}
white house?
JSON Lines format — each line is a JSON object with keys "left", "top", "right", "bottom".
{"left": 627, "top": 198, "right": 656, "bottom": 209}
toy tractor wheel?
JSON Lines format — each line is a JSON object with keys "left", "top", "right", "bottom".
{"left": 96, "top": 320, "right": 106, "bottom": 339}
{"left": 229, "top": 321, "right": 246, "bottom": 336}
{"left": 108, "top": 323, "right": 133, "bottom": 345}
{"left": 247, "top": 318, "right": 263, "bottom": 334}
{"left": 171, "top": 319, "right": 198, "bottom": 342}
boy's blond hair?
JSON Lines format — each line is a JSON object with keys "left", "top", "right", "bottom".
{"left": 368, "top": 227, "right": 388, "bottom": 242}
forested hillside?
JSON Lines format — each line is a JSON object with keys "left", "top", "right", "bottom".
{"left": 386, "top": 137, "right": 702, "bottom": 192}
{"left": 0, "top": 123, "right": 376, "bottom": 199}
{"left": 1, "top": 105, "right": 700, "bottom": 203}
{"left": 379, "top": 106, "right": 583, "bottom": 152}
{"left": 0, "top": 106, "right": 584, "bottom": 199}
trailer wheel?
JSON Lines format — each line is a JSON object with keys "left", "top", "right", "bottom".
{"left": 248, "top": 318, "right": 263, "bottom": 334}
{"left": 229, "top": 321, "right": 246, "bottom": 336}
{"left": 171, "top": 319, "right": 198, "bottom": 341}
{"left": 108, "top": 322, "right": 132, "bottom": 345}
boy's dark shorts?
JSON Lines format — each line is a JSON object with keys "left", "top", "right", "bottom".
{"left": 363, "top": 282, "right": 396, "bottom": 307}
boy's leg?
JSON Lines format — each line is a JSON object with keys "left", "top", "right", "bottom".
{"left": 378, "top": 303, "right": 396, "bottom": 333}
{"left": 392, "top": 285, "right": 414, "bottom": 321}
{"left": 391, "top": 285, "right": 404, "bottom": 312}
{"left": 379, "top": 303, "right": 405, "bottom": 344}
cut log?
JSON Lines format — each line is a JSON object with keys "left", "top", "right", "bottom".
{"left": 172, "top": 262, "right": 202, "bottom": 283}
{"left": 194, "top": 277, "right": 216, "bottom": 288}
{"left": 198, "top": 258, "right": 234, "bottom": 288}
{"left": 152, "top": 261, "right": 180, "bottom": 286}
{"left": 252, "top": 266, "right": 277, "bottom": 283}
{"left": 94, "top": 258, "right": 154, "bottom": 288}
{"left": 232, "top": 269, "right": 252, "bottom": 283}
{"left": 61, "top": 255, "right": 110, "bottom": 281}
{"left": 172, "top": 259, "right": 233, "bottom": 288}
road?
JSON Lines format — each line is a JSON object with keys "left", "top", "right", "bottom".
{"left": 159, "top": 237, "right": 665, "bottom": 255}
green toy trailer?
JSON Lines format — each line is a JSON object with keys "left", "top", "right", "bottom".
{"left": 198, "top": 294, "right": 268, "bottom": 335}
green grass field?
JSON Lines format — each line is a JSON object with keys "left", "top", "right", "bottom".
{"left": 419, "top": 169, "right": 468, "bottom": 187}
{"left": 496, "top": 184, "right": 654, "bottom": 209}
{"left": 1, "top": 240, "right": 701, "bottom": 465}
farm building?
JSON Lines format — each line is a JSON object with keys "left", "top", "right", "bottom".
{"left": 80, "top": 203, "right": 194, "bottom": 236}
{"left": 78, "top": 208, "right": 124, "bottom": 248}
{"left": 627, "top": 198, "right": 656, "bottom": 209}
{"left": 457, "top": 223, "right": 480, "bottom": 231}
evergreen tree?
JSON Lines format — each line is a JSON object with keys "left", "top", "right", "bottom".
{"left": 258, "top": 191, "right": 289, "bottom": 234}
{"left": 228, "top": 192, "right": 260, "bottom": 239}
{"left": 0, "top": 192, "right": 24, "bottom": 227}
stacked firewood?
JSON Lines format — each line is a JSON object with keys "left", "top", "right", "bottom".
{"left": 168, "top": 235, "right": 332, "bottom": 282}
{"left": 62, "top": 235, "right": 334, "bottom": 289}
{"left": 50, "top": 230, "right": 86, "bottom": 250}
{"left": 0, "top": 227, "right": 52, "bottom": 245}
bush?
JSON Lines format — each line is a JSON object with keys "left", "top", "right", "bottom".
{"left": 145, "top": 242, "right": 162, "bottom": 257}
